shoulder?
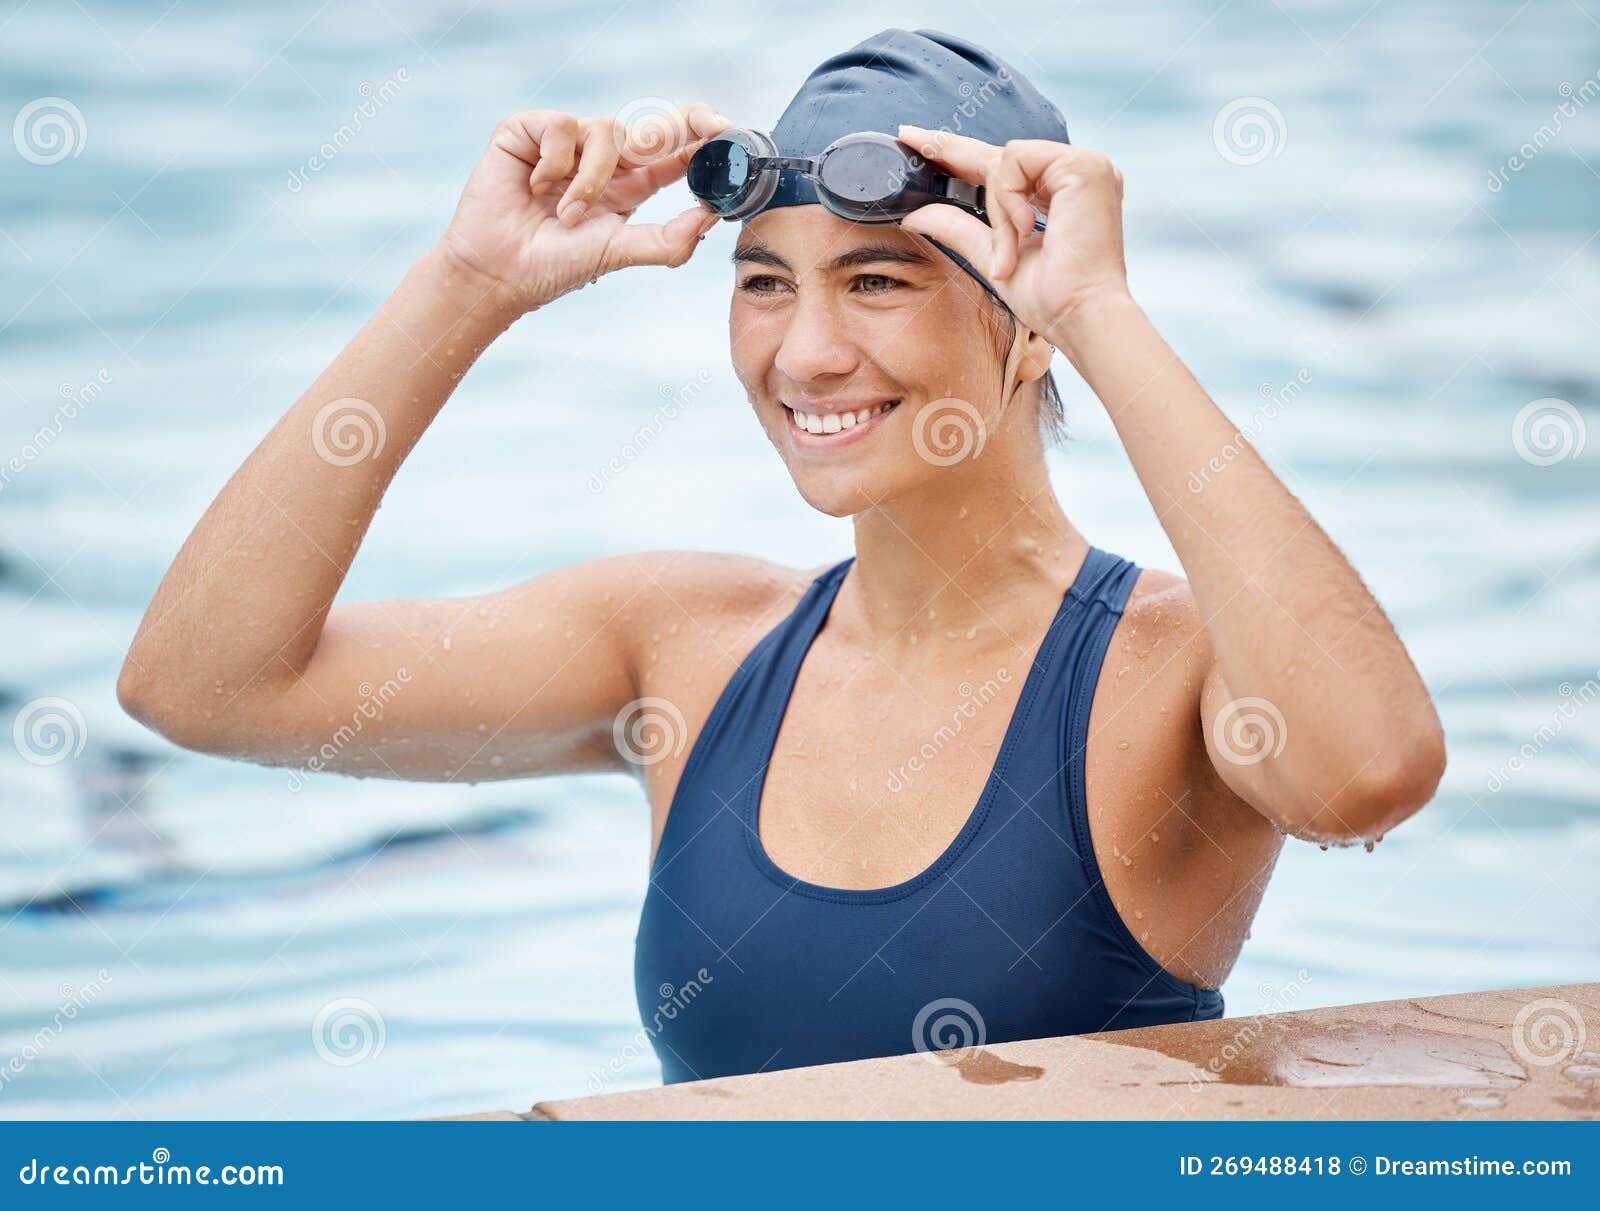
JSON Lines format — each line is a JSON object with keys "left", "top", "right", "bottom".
{"left": 574, "top": 548, "right": 832, "bottom": 674}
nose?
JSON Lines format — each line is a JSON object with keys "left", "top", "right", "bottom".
{"left": 773, "top": 288, "right": 859, "bottom": 385}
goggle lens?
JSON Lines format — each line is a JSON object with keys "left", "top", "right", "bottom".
{"left": 688, "top": 137, "right": 755, "bottom": 213}
{"left": 818, "top": 140, "right": 909, "bottom": 207}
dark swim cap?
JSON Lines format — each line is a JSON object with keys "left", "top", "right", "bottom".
{"left": 749, "top": 28, "right": 1070, "bottom": 311}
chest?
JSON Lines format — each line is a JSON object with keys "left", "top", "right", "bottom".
{"left": 755, "top": 636, "right": 1036, "bottom": 890}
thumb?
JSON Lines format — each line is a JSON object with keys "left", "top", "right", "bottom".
{"left": 607, "top": 204, "right": 720, "bottom": 270}
{"left": 900, "top": 203, "right": 996, "bottom": 279}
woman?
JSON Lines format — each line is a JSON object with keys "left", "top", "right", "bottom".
{"left": 119, "top": 29, "right": 1445, "bottom": 1084}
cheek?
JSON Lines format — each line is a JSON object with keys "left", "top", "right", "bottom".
{"left": 728, "top": 306, "right": 777, "bottom": 394}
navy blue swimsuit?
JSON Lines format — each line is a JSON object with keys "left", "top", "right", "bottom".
{"left": 635, "top": 546, "right": 1223, "bottom": 1083}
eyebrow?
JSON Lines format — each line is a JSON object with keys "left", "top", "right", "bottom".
{"left": 730, "top": 241, "right": 934, "bottom": 272}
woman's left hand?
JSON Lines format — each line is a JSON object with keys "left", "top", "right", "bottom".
{"left": 896, "top": 124, "right": 1132, "bottom": 345}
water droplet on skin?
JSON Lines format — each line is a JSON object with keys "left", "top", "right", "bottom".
{"left": 489, "top": 755, "right": 503, "bottom": 767}
{"left": 476, "top": 723, "right": 487, "bottom": 732}
{"left": 1149, "top": 832, "right": 1159, "bottom": 843}
{"left": 1121, "top": 855, "right": 1132, "bottom": 866}
{"left": 442, "top": 634, "right": 452, "bottom": 651}
{"left": 965, "top": 627, "right": 977, "bottom": 639}
{"left": 1117, "top": 740, "right": 1130, "bottom": 750}
{"left": 1141, "top": 930, "right": 1150, "bottom": 942}
{"left": 1364, "top": 840, "right": 1376, "bottom": 853}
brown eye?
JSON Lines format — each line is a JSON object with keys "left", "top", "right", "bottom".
{"left": 853, "top": 273, "right": 904, "bottom": 294}
{"left": 738, "top": 275, "right": 787, "bottom": 294}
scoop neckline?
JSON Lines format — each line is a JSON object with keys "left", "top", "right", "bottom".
{"left": 741, "top": 547, "right": 1105, "bottom": 903}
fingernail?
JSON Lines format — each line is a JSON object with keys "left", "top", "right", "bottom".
{"left": 561, "top": 201, "right": 587, "bottom": 226}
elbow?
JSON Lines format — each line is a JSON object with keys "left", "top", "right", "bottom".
{"left": 116, "top": 655, "right": 221, "bottom": 754}
{"left": 1298, "top": 719, "right": 1447, "bottom": 843}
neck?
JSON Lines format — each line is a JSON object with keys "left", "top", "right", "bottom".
{"left": 844, "top": 438, "right": 1088, "bottom": 650}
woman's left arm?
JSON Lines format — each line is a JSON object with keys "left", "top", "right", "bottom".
{"left": 899, "top": 125, "right": 1446, "bottom": 843}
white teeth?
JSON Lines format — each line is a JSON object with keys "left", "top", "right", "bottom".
{"left": 789, "top": 401, "right": 897, "bottom": 435}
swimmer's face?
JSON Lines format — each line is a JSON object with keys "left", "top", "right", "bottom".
{"left": 728, "top": 206, "right": 1035, "bottom": 518}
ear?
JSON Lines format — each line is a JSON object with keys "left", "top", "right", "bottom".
{"left": 1016, "top": 327, "right": 1055, "bottom": 384}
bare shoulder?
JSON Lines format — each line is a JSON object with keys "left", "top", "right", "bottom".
{"left": 578, "top": 548, "right": 828, "bottom": 687}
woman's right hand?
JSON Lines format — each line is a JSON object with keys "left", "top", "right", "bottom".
{"left": 437, "top": 103, "right": 730, "bottom": 314}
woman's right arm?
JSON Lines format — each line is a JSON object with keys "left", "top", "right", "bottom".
{"left": 117, "top": 105, "right": 728, "bottom": 781}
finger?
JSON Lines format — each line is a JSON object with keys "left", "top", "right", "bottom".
{"left": 618, "top": 101, "right": 730, "bottom": 168}
{"left": 526, "top": 112, "right": 580, "bottom": 187}
{"left": 558, "top": 117, "right": 626, "bottom": 226}
{"left": 896, "top": 123, "right": 1002, "bottom": 187}
{"left": 607, "top": 203, "right": 721, "bottom": 270}
{"left": 605, "top": 139, "right": 700, "bottom": 212}
{"left": 898, "top": 202, "right": 998, "bottom": 280}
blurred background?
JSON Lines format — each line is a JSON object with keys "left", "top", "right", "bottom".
{"left": 1, "top": 0, "right": 1596, "bottom": 1119}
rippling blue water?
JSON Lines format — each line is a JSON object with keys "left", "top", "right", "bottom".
{"left": 2, "top": 0, "right": 1597, "bottom": 1118}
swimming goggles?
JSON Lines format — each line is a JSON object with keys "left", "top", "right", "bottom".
{"left": 687, "top": 128, "right": 1046, "bottom": 230}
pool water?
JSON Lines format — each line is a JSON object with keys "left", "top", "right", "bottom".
{"left": 2, "top": 0, "right": 1596, "bottom": 1118}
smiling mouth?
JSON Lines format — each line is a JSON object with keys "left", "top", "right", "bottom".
{"left": 784, "top": 399, "right": 901, "bottom": 438}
